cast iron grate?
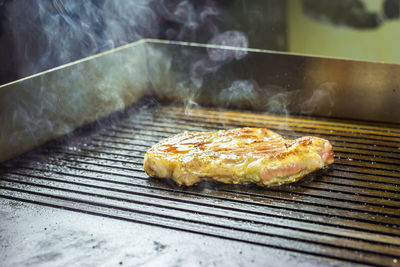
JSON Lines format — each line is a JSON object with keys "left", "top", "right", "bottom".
{"left": 1, "top": 99, "right": 399, "bottom": 266}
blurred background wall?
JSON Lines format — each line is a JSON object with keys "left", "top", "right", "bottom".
{"left": 288, "top": 0, "right": 400, "bottom": 64}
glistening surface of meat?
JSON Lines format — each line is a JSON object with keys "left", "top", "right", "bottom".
{"left": 144, "top": 128, "right": 334, "bottom": 187}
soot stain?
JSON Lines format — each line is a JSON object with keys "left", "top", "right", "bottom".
{"left": 153, "top": 241, "right": 167, "bottom": 253}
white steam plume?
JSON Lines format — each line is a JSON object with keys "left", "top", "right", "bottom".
{"left": 4, "top": 0, "right": 158, "bottom": 79}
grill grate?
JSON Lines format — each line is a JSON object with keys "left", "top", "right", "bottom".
{"left": 1, "top": 99, "right": 400, "bottom": 266}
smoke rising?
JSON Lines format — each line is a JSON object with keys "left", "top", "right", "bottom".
{"left": 2, "top": 0, "right": 334, "bottom": 117}
{"left": 1, "top": 0, "right": 245, "bottom": 82}
{"left": 300, "top": 82, "right": 336, "bottom": 115}
{"left": 3, "top": 0, "right": 159, "bottom": 79}
{"left": 207, "top": 31, "right": 248, "bottom": 61}
{"left": 0, "top": 0, "right": 339, "bottom": 163}
{"left": 218, "top": 80, "right": 258, "bottom": 108}
{"left": 154, "top": 0, "right": 219, "bottom": 42}
{"left": 188, "top": 30, "right": 249, "bottom": 90}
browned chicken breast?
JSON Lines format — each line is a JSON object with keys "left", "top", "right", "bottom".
{"left": 144, "top": 128, "right": 334, "bottom": 187}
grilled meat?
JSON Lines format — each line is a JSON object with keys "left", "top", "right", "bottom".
{"left": 144, "top": 128, "right": 334, "bottom": 187}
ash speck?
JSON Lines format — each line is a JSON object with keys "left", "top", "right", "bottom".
{"left": 153, "top": 241, "right": 167, "bottom": 252}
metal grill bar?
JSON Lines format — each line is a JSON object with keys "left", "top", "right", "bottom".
{"left": 92, "top": 134, "right": 400, "bottom": 173}
{"left": 100, "top": 131, "right": 400, "bottom": 160}
{"left": 22, "top": 151, "right": 400, "bottom": 198}
{"left": 164, "top": 106, "right": 400, "bottom": 135}
{"left": 14, "top": 154, "right": 400, "bottom": 217}
{"left": 1, "top": 100, "right": 400, "bottom": 266}
{"left": 145, "top": 111, "right": 400, "bottom": 142}
{"left": 117, "top": 121, "right": 400, "bottom": 154}
{"left": 127, "top": 116, "right": 400, "bottom": 151}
